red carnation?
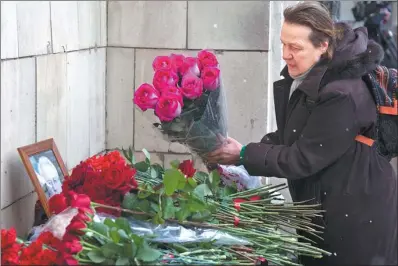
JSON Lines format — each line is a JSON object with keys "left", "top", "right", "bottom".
{"left": 36, "top": 231, "right": 62, "bottom": 250}
{"left": 178, "top": 160, "right": 196, "bottom": 178}
{"left": 1, "top": 228, "right": 21, "bottom": 265}
{"left": 19, "top": 241, "right": 43, "bottom": 264}
{"left": 1, "top": 228, "right": 17, "bottom": 249}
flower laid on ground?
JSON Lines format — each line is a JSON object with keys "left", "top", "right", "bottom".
{"left": 2, "top": 150, "right": 331, "bottom": 265}
{"left": 178, "top": 159, "right": 196, "bottom": 178}
{"left": 55, "top": 151, "right": 138, "bottom": 217}
{"left": 1, "top": 228, "right": 21, "bottom": 265}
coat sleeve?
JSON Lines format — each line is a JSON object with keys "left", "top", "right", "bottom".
{"left": 242, "top": 90, "right": 359, "bottom": 179}
{"left": 260, "top": 130, "right": 280, "bottom": 145}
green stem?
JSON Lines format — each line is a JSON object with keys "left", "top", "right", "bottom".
{"left": 81, "top": 240, "right": 101, "bottom": 250}
{"left": 82, "top": 246, "right": 93, "bottom": 252}
{"left": 78, "top": 258, "right": 93, "bottom": 264}
{"left": 84, "top": 228, "right": 112, "bottom": 242}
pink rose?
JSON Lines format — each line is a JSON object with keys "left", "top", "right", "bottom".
{"left": 133, "top": 83, "right": 160, "bottom": 111}
{"left": 152, "top": 56, "right": 174, "bottom": 71}
{"left": 153, "top": 69, "right": 179, "bottom": 91}
{"left": 181, "top": 73, "right": 203, "bottom": 100}
{"left": 197, "top": 50, "right": 218, "bottom": 69}
{"left": 161, "top": 86, "right": 183, "bottom": 105}
{"left": 201, "top": 67, "right": 220, "bottom": 91}
{"left": 170, "top": 54, "right": 185, "bottom": 74}
{"left": 155, "top": 95, "right": 182, "bottom": 122}
{"left": 180, "top": 57, "right": 200, "bottom": 76}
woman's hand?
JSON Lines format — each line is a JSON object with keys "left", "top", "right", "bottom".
{"left": 206, "top": 137, "right": 243, "bottom": 165}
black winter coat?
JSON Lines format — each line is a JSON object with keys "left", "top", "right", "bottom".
{"left": 242, "top": 23, "right": 397, "bottom": 265}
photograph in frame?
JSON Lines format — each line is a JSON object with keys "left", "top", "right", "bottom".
{"left": 17, "top": 138, "right": 68, "bottom": 217}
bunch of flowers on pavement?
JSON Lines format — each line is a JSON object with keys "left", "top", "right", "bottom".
{"left": 1, "top": 149, "right": 331, "bottom": 265}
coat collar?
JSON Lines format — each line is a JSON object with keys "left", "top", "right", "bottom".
{"left": 279, "top": 60, "right": 329, "bottom": 101}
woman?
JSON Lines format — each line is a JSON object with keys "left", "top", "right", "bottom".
{"left": 207, "top": 2, "right": 397, "bottom": 265}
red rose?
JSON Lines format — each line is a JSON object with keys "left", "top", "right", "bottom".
{"left": 161, "top": 86, "right": 183, "bottom": 105}
{"left": 178, "top": 160, "right": 196, "bottom": 177}
{"left": 63, "top": 239, "right": 82, "bottom": 254}
{"left": 152, "top": 56, "right": 174, "bottom": 71}
{"left": 84, "top": 183, "right": 108, "bottom": 201}
{"left": 48, "top": 193, "right": 68, "bottom": 214}
{"left": 70, "top": 193, "right": 91, "bottom": 210}
{"left": 62, "top": 161, "right": 91, "bottom": 193}
{"left": 119, "top": 167, "right": 138, "bottom": 193}
{"left": 133, "top": 83, "right": 160, "bottom": 111}
{"left": 62, "top": 233, "right": 80, "bottom": 243}
{"left": 103, "top": 162, "right": 128, "bottom": 190}
{"left": 181, "top": 73, "right": 203, "bottom": 99}
{"left": 65, "top": 216, "right": 86, "bottom": 235}
{"left": 102, "top": 162, "right": 137, "bottom": 194}
{"left": 74, "top": 210, "right": 92, "bottom": 222}
{"left": 170, "top": 53, "right": 185, "bottom": 74}
{"left": 153, "top": 69, "right": 179, "bottom": 91}
{"left": 201, "top": 67, "right": 220, "bottom": 91}
{"left": 180, "top": 57, "right": 200, "bottom": 76}
{"left": 198, "top": 50, "right": 218, "bottom": 69}
{"left": 155, "top": 95, "right": 182, "bottom": 122}
{"left": 56, "top": 253, "right": 79, "bottom": 266}
{"left": 107, "top": 151, "right": 123, "bottom": 164}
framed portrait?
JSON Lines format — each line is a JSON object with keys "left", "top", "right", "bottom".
{"left": 17, "top": 138, "right": 68, "bottom": 217}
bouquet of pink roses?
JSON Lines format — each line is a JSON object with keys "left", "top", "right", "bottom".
{"left": 133, "top": 50, "right": 228, "bottom": 157}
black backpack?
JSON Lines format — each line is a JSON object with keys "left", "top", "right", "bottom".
{"left": 361, "top": 65, "right": 397, "bottom": 160}
{"left": 306, "top": 65, "right": 397, "bottom": 161}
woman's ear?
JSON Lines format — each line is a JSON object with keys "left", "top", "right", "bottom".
{"left": 320, "top": 41, "right": 329, "bottom": 54}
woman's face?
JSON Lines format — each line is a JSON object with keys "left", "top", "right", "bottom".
{"left": 281, "top": 22, "right": 328, "bottom": 77}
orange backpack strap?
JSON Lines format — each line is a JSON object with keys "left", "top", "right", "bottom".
{"left": 355, "top": 135, "right": 375, "bottom": 147}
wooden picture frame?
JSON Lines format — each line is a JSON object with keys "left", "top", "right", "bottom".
{"left": 17, "top": 138, "right": 68, "bottom": 217}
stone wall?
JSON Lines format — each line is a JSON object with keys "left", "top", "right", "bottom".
{"left": 106, "top": 1, "right": 271, "bottom": 172}
{"left": 1, "top": 1, "right": 107, "bottom": 236}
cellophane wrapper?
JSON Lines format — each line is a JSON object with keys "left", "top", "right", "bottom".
{"left": 28, "top": 208, "right": 250, "bottom": 246}
{"left": 28, "top": 207, "right": 78, "bottom": 241}
{"left": 93, "top": 213, "right": 250, "bottom": 246}
{"left": 155, "top": 79, "right": 228, "bottom": 158}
